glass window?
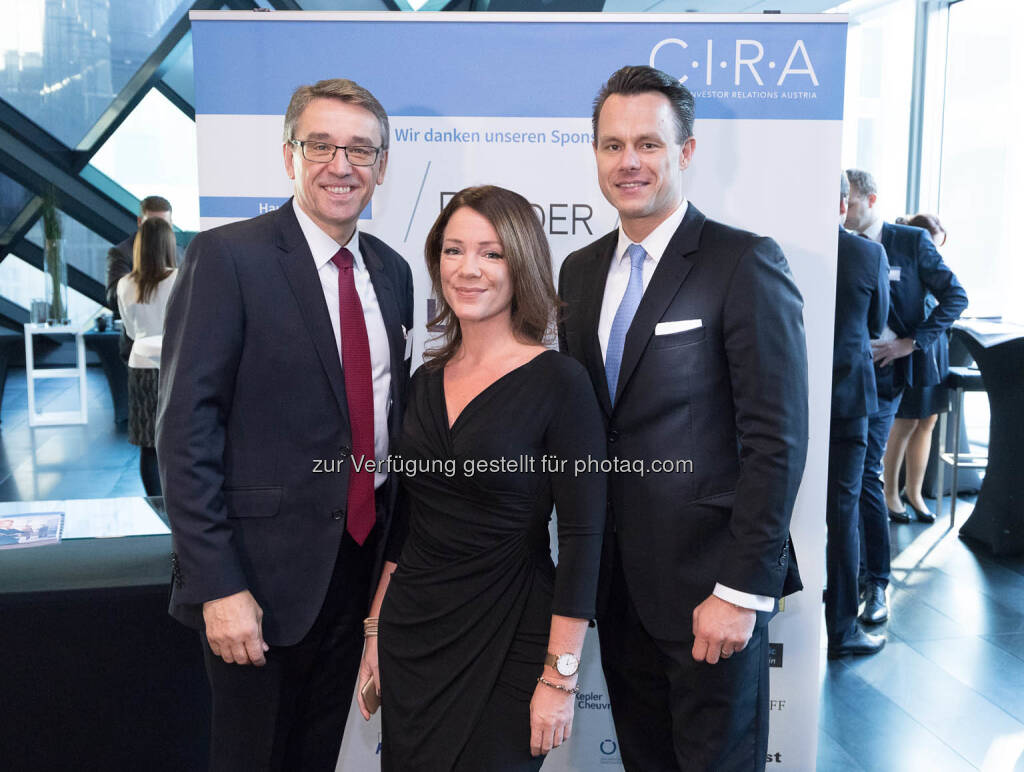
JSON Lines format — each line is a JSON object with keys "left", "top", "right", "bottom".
{"left": 0, "top": 172, "right": 34, "bottom": 232}
{"left": 835, "top": 0, "right": 916, "bottom": 218}
{"left": 90, "top": 89, "right": 199, "bottom": 232}
{"left": 0, "top": 254, "right": 102, "bottom": 327}
{"left": 0, "top": 0, "right": 193, "bottom": 147}
{"left": 935, "top": 0, "right": 1024, "bottom": 319}
{"left": 23, "top": 211, "right": 114, "bottom": 286}
{"left": 160, "top": 34, "right": 194, "bottom": 107}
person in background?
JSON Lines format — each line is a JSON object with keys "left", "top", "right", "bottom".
{"left": 844, "top": 170, "right": 967, "bottom": 627}
{"left": 824, "top": 173, "right": 889, "bottom": 659}
{"left": 106, "top": 196, "right": 175, "bottom": 362}
{"left": 116, "top": 217, "right": 177, "bottom": 496}
{"left": 883, "top": 213, "right": 952, "bottom": 523}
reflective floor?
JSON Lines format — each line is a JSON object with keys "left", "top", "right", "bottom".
{"left": 2, "top": 367, "right": 1023, "bottom": 770}
{"left": 0, "top": 367, "right": 146, "bottom": 501}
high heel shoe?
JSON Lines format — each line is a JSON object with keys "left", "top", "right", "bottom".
{"left": 901, "top": 491, "right": 935, "bottom": 523}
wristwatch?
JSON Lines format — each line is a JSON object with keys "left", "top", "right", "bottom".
{"left": 545, "top": 652, "right": 580, "bottom": 677}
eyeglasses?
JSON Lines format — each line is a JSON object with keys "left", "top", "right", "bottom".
{"left": 289, "top": 139, "right": 381, "bottom": 166}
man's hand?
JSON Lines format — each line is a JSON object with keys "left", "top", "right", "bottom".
{"left": 871, "top": 337, "right": 915, "bottom": 367}
{"left": 691, "top": 594, "right": 756, "bottom": 664}
{"left": 203, "top": 590, "right": 269, "bottom": 666}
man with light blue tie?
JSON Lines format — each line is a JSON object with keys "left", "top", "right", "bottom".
{"left": 558, "top": 66, "right": 808, "bottom": 771}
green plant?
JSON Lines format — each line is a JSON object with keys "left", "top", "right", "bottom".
{"left": 41, "top": 189, "right": 66, "bottom": 323}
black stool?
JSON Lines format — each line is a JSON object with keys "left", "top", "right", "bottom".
{"left": 936, "top": 365, "right": 987, "bottom": 527}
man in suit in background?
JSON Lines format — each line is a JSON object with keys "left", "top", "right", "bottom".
{"left": 825, "top": 172, "right": 889, "bottom": 658}
{"left": 559, "top": 65, "right": 808, "bottom": 771}
{"left": 157, "top": 79, "right": 413, "bottom": 771}
{"left": 105, "top": 195, "right": 174, "bottom": 362}
{"left": 845, "top": 168, "right": 967, "bottom": 625}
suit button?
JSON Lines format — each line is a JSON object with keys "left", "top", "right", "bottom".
{"left": 332, "top": 509, "right": 345, "bottom": 521}
{"left": 608, "top": 430, "right": 619, "bottom": 443}
{"left": 339, "top": 446, "right": 351, "bottom": 457}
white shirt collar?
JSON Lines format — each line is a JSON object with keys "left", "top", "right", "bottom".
{"left": 861, "top": 217, "right": 883, "bottom": 243}
{"left": 614, "top": 199, "right": 689, "bottom": 265}
{"left": 292, "top": 199, "right": 363, "bottom": 271}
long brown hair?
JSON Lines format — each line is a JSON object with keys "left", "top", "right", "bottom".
{"left": 131, "top": 217, "right": 177, "bottom": 303}
{"left": 423, "top": 186, "right": 558, "bottom": 368}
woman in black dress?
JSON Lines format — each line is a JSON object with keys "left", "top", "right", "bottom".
{"left": 356, "top": 186, "right": 607, "bottom": 770}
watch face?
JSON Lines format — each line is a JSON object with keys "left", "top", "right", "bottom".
{"left": 556, "top": 653, "right": 579, "bottom": 676}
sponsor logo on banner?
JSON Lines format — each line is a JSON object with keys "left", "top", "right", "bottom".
{"left": 649, "top": 36, "right": 820, "bottom": 96}
{"left": 768, "top": 643, "right": 783, "bottom": 668}
{"left": 439, "top": 192, "right": 596, "bottom": 237}
{"left": 770, "top": 699, "right": 787, "bottom": 711}
{"left": 577, "top": 691, "right": 613, "bottom": 711}
{"left": 767, "top": 751, "right": 783, "bottom": 763}
{"left": 599, "top": 738, "right": 621, "bottom": 764}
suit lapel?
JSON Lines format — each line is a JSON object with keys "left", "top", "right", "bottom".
{"left": 612, "top": 205, "right": 701, "bottom": 406}
{"left": 360, "top": 233, "right": 405, "bottom": 434}
{"left": 880, "top": 223, "right": 909, "bottom": 336}
{"left": 579, "top": 233, "right": 616, "bottom": 416}
{"left": 274, "top": 200, "right": 350, "bottom": 423}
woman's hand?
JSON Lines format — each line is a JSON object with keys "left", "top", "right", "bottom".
{"left": 529, "top": 679, "right": 575, "bottom": 757}
{"left": 355, "top": 635, "right": 380, "bottom": 721}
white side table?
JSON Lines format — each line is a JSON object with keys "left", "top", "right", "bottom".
{"left": 23, "top": 323, "right": 88, "bottom": 426}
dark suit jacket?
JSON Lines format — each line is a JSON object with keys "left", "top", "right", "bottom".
{"left": 880, "top": 222, "right": 967, "bottom": 389}
{"left": 833, "top": 226, "right": 889, "bottom": 419}
{"left": 156, "top": 200, "right": 414, "bottom": 646}
{"left": 106, "top": 236, "right": 135, "bottom": 361}
{"left": 558, "top": 204, "right": 808, "bottom": 641}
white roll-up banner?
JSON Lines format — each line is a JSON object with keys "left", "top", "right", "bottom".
{"left": 190, "top": 11, "right": 846, "bottom": 770}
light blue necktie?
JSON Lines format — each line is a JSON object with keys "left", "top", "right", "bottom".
{"left": 605, "top": 243, "right": 647, "bottom": 404}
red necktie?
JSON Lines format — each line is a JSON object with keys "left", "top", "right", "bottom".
{"left": 331, "top": 247, "right": 375, "bottom": 545}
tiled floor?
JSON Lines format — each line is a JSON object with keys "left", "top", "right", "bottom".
{"left": 0, "top": 367, "right": 146, "bottom": 501}
{"left": 817, "top": 507, "right": 1024, "bottom": 771}
{"left": 2, "top": 366, "right": 1022, "bottom": 770}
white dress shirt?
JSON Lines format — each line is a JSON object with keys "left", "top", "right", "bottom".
{"left": 598, "top": 199, "right": 773, "bottom": 613}
{"left": 117, "top": 270, "right": 177, "bottom": 369}
{"left": 293, "top": 204, "right": 391, "bottom": 489}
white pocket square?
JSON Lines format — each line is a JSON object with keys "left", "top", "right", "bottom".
{"left": 655, "top": 319, "right": 702, "bottom": 336}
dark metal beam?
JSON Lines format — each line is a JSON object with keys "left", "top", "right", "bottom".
{"left": 154, "top": 80, "right": 196, "bottom": 121}
{"left": 0, "top": 197, "right": 43, "bottom": 253}
{"left": 0, "top": 296, "right": 29, "bottom": 328}
{"left": 73, "top": 0, "right": 223, "bottom": 158}
{"left": 9, "top": 240, "right": 108, "bottom": 308}
{"left": 0, "top": 128, "right": 136, "bottom": 245}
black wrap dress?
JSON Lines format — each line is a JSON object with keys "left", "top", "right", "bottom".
{"left": 379, "top": 350, "right": 606, "bottom": 771}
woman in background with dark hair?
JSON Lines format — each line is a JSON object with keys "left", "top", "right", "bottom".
{"left": 116, "top": 217, "right": 177, "bottom": 496}
{"left": 884, "top": 213, "right": 951, "bottom": 522}
{"left": 358, "top": 185, "right": 606, "bottom": 770}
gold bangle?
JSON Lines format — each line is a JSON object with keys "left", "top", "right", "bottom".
{"left": 363, "top": 616, "right": 380, "bottom": 638}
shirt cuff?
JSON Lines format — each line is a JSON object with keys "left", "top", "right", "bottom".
{"left": 713, "top": 583, "right": 775, "bottom": 612}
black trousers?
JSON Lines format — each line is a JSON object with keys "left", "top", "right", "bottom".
{"left": 860, "top": 366, "right": 904, "bottom": 588}
{"left": 598, "top": 557, "right": 770, "bottom": 772}
{"left": 825, "top": 415, "right": 869, "bottom": 646}
{"left": 202, "top": 530, "right": 375, "bottom": 772}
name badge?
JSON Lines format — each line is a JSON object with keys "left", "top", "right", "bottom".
{"left": 889, "top": 267, "right": 901, "bottom": 282}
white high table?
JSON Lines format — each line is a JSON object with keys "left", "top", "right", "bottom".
{"left": 23, "top": 322, "right": 88, "bottom": 426}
